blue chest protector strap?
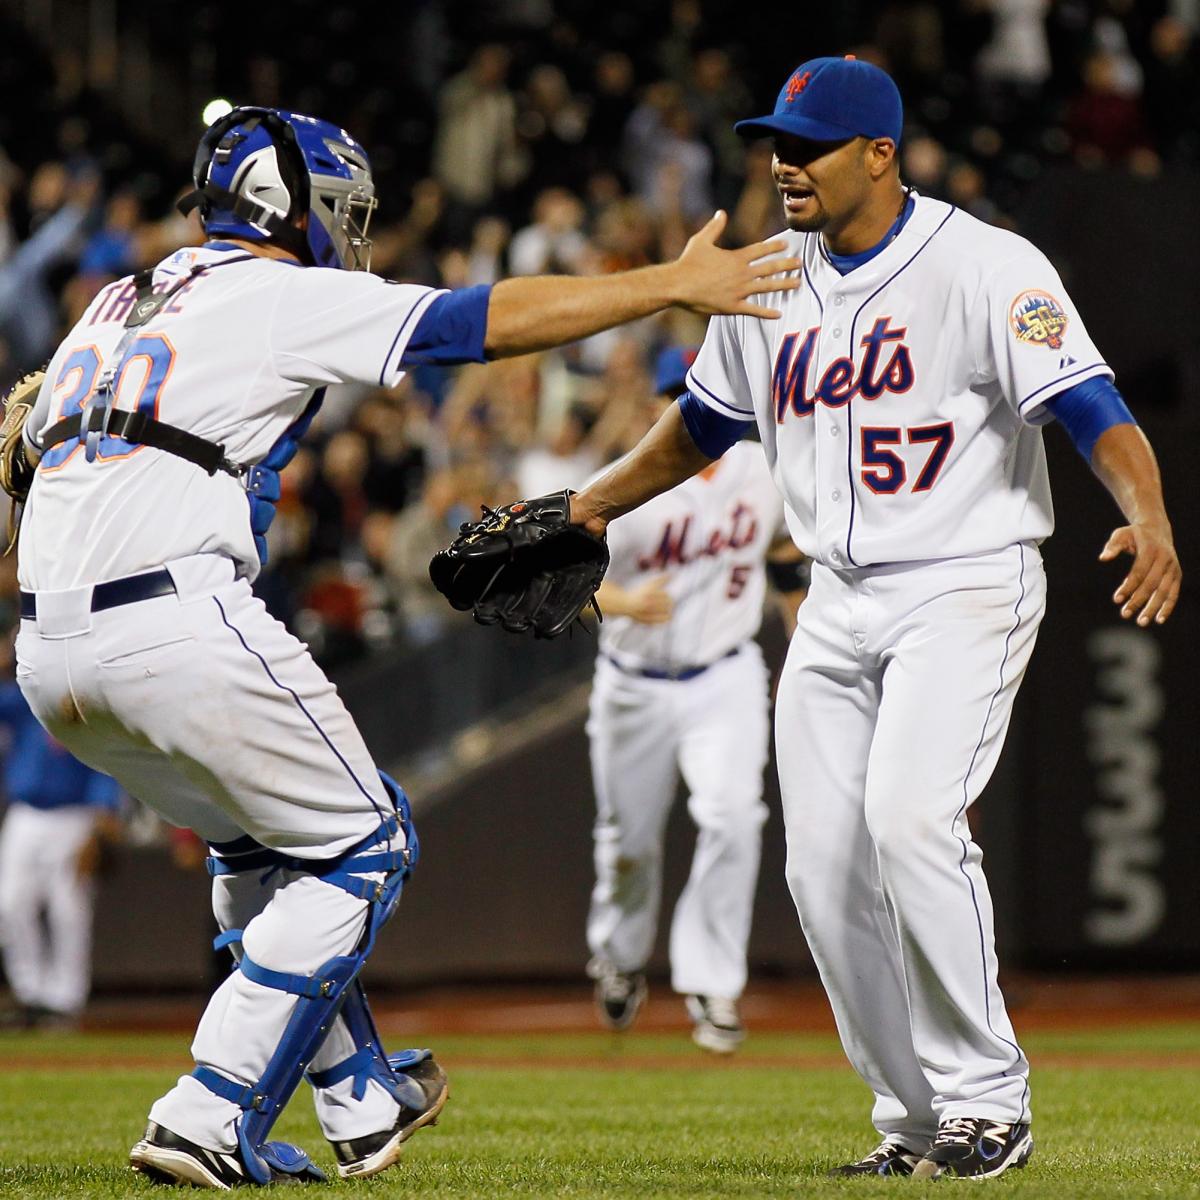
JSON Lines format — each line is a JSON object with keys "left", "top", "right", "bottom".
{"left": 192, "top": 772, "right": 423, "bottom": 1185}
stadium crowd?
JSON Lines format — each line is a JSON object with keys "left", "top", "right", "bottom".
{"left": 0, "top": 0, "right": 1196, "bottom": 667}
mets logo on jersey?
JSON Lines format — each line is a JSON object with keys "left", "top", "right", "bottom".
{"left": 1009, "top": 290, "right": 1069, "bottom": 351}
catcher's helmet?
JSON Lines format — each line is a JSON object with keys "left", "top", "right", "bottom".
{"left": 179, "top": 106, "right": 376, "bottom": 270}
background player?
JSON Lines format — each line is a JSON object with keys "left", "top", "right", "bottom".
{"left": 586, "top": 346, "right": 807, "bottom": 1054}
{"left": 0, "top": 656, "right": 121, "bottom": 1032}
{"left": 566, "top": 57, "right": 1180, "bottom": 1180}
{"left": 9, "top": 106, "right": 797, "bottom": 1187}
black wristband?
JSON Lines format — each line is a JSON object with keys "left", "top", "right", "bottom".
{"left": 767, "top": 557, "right": 810, "bottom": 593}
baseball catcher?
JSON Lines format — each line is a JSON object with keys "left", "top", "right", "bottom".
{"left": 429, "top": 490, "right": 609, "bottom": 638}
{"left": 0, "top": 367, "right": 43, "bottom": 553}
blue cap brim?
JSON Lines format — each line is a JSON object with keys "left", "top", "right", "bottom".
{"left": 734, "top": 113, "right": 867, "bottom": 142}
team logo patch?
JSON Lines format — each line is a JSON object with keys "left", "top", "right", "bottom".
{"left": 785, "top": 71, "right": 812, "bottom": 102}
{"left": 1009, "top": 290, "right": 1069, "bottom": 351}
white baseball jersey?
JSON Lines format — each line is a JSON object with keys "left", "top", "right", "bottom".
{"left": 686, "top": 192, "right": 1112, "bottom": 569}
{"left": 598, "top": 440, "right": 785, "bottom": 671}
{"left": 19, "top": 244, "right": 444, "bottom": 590}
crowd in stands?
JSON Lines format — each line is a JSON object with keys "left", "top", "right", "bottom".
{"left": 0, "top": 0, "right": 1196, "bottom": 668}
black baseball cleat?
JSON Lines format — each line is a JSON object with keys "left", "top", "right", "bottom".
{"left": 685, "top": 995, "right": 746, "bottom": 1055}
{"left": 130, "top": 1122, "right": 326, "bottom": 1188}
{"left": 828, "top": 1137, "right": 926, "bottom": 1177}
{"left": 329, "top": 1053, "right": 449, "bottom": 1179}
{"left": 591, "top": 965, "right": 648, "bottom": 1032}
{"left": 911, "top": 1117, "right": 1033, "bottom": 1179}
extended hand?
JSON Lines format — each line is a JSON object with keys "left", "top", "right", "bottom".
{"left": 670, "top": 211, "right": 800, "bottom": 319}
{"left": 1099, "top": 521, "right": 1181, "bottom": 626}
{"left": 628, "top": 578, "right": 674, "bottom": 625}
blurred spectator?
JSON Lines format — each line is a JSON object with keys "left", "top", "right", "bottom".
{"left": 509, "top": 187, "right": 588, "bottom": 276}
{"left": 585, "top": 52, "right": 638, "bottom": 166}
{"left": 684, "top": 48, "right": 753, "bottom": 206}
{"left": 623, "top": 81, "right": 713, "bottom": 220}
{"left": 516, "top": 64, "right": 589, "bottom": 195}
{"left": 304, "top": 429, "right": 372, "bottom": 564}
{"left": 354, "top": 389, "right": 429, "bottom": 513}
{"left": 902, "top": 134, "right": 949, "bottom": 194}
{"left": 977, "top": 0, "right": 1052, "bottom": 89}
{"left": 375, "top": 460, "right": 499, "bottom": 641}
{"left": 76, "top": 187, "right": 142, "bottom": 279}
{"left": 432, "top": 44, "right": 526, "bottom": 217}
{"left": 467, "top": 215, "right": 511, "bottom": 285}
{"left": 1143, "top": 16, "right": 1200, "bottom": 164}
{"left": 514, "top": 401, "right": 604, "bottom": 497}
{"left": 1067, "top": 50, "right": 1155, "bottom": 169}
{"left": 0, "top": 168, "right": 97, "bottom": 366}
{"left": 730, "top": 143, "right": 782, "bottom": 245}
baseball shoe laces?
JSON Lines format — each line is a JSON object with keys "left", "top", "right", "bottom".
{"left": 828, "top": 1136, "right": 926, "bottom": 1177}
{"left": 912, "top": 1117, "right": 1034, "bottom": 1179}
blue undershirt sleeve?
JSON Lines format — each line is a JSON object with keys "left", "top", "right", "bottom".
{"left": 677, "top": 389, "right": 749, "bottom": 459}
{"left": 1044, "top": 376, "right": 1136, "bottom": 462}
{"left": 400, "top": 284, "right": 492, "bottom": 366}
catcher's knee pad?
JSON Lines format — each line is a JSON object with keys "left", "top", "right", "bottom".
{"left": 194, "top": 772, "right": 419, "bottom": 1182}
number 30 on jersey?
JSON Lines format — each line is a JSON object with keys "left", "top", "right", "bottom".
{"left": 40, "top": 334, "right": 176, "bottom": 470}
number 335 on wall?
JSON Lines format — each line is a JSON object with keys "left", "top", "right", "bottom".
{"left": 860, "top": 422, "right": 954, "bottom": 495}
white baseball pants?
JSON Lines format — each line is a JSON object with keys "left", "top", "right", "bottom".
{"left": 0, "top": 803, "right": 99, "bottom": 1015}
{"left": 14, "top": 554, "right": 405, "bottom": 1149}
{"left": 586, "top": 644, "right": 770, "bottom": 1000}
{"left": 775, "top": 542, "right": 1044, "bottom": 1144}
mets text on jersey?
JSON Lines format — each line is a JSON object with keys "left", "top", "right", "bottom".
{"left": 772, "top": 316, "right": 914, "bottom": 421}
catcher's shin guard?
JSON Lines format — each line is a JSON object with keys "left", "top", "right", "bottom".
{"left": 307, "top": 981, "right": 429, "bottom": 1112}
{"left": 194, "top": 773, "right": 418, "bottom": 1184}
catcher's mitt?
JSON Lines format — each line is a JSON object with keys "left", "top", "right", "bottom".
{"left": 0, "top": 366, "right": 44, "bottom": 554}
{"left": 429, "top": 490, "right": 608, "bottom": 639}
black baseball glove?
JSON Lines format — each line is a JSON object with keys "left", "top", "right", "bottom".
{"left": 429, "top": 490, "right": 608, "bottom": 639}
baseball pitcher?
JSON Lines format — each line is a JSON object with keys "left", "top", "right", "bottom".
{"left": 566, "top": 58, "right": 1180, "bottom": 1180}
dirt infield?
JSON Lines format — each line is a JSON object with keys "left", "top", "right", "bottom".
{"left": 72, "top": 973, "right": 1200, "bottom": 1038}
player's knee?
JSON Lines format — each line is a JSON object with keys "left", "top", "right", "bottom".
{"left": 864, "top": 792, "right": 944, "bottom": 861}
{"left": 689, "top": 791, "right": 767, "bottom": 834}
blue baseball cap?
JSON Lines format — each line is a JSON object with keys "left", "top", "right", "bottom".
{"left": 734, "top": 55, "right": 903, "bottom": 145}
{"left": 654, "top": 346, "right": 699, "bottom": 396}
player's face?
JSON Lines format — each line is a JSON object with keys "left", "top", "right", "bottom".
{"left": 771, "top": 134, "right": 872, "bottom": 232}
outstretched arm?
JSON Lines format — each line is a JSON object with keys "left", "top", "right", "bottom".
{"left": 1091, "top": 423, "right": 1181, "bottom": 626}
{"left": 570, "top": 403, "right": 713, "bottom": 536}
{"left": 484, "top": 211, "right": 798, "bottom": 359}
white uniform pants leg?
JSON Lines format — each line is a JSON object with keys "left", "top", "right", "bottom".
{"left": 586, "top": 660, "right": 679, "bottom": 974}
{"left": 864, "top": 546, "right": 1043, "bottom": 1121}
{"left": 670, "top": 647, "right": 770, "bottom": 1000}
{"left": 776, "top": 594, "right": 937, "bottom": 1145}
{"left": 15, "top": 560, "right": 405, "bottom": 1150}
{"left": 777, "top": 545, "right": 1043, "bottom": 1139}
{"left": 0, "top": 804, "right": 98, "bottom": 1016}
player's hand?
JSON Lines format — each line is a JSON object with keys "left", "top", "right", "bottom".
{"left": 1099, "top": 520, "right": 1181, "bottom": 626}
{"left": 669, "top": 210, "right": 800, "bottom": 319}
{"left": 627, "top": 577, "right": 674, "bottom": 624}
{"left": 570, "top": 489, "right": 608, "bottom": 538}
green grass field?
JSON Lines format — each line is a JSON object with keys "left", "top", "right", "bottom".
{"left": 2, "top": 1026, "right": 1198, "bottom": 1198}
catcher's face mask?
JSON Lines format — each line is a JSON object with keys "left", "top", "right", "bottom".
{"left": 181, "top": 106, "right": 377, "bottom": 271}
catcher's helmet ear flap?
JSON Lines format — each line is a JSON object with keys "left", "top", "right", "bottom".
{"left": 179, "top": 106, "right": 377, "bottom": 270}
